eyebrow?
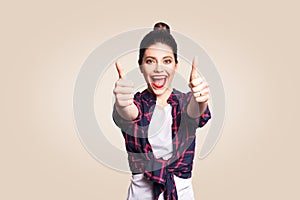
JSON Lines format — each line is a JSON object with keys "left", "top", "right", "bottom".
{"left": 144, "top": 56, "right": 173, "bottom": 60}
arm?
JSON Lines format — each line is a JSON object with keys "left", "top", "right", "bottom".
{"left": 115, "top": 102, "right": 139, "bottom": 121}
{"left": 187, "top": 97, "right": 208, "bottom": 119}
{"left": 188, "top": 56, "right": 210, "bottom": 119}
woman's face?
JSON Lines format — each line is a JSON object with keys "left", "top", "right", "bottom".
{"left": 140, "top": 42, "right": 177, "bottom": 98}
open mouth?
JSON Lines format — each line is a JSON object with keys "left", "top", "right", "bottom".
{"left": 151, "top": 75, "right": 167, "bottom": 89}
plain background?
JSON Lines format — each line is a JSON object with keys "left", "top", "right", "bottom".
{"left": 1, "top": 0, "right": 299, "bottom": 199}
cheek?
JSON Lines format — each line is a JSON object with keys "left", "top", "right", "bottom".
{"left": 140, "top": 68, "right": 150, "bottom": 79}
{"left": 141, "top": 66, "right": 153, "bottom": 75}
{"left": 165, "top": 65, "right": 176, "bottom": 75}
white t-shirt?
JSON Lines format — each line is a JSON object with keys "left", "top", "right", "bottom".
{"left": 127, "top": 105, "right": 194, "bottom": 200}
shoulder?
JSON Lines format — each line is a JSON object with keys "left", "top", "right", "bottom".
{"left": 172, "top": 88, "right": 192, "bottom": 101}
{"left": 134, "top": 89, "right": 156, "bottom": 101}
{"left": 133, "top": 90, "right": 146, "bottom": 101}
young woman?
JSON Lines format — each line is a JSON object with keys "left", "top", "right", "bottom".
{"left": 113, "top": 22, "right": 211, "bottom": 200}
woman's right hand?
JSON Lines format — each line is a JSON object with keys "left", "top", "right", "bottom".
{"left": 113, "top": 60, "right": 135, "bottom": 107}
{"left": 113, "top": 61, "right": 138, "bottom": 120}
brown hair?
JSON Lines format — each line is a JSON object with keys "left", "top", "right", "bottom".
{"left": 138, "top": 22, "right": 178, "bottom": 65}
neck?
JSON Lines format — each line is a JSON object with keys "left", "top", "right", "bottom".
{"left": 155, "top": 88, "right": 172, "bottom": 107}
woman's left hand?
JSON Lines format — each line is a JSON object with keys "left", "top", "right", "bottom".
{"left": 189, "top": 56, "right": 210, "bottom": 103}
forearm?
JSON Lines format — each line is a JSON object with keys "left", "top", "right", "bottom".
{"left": 187, "top": 97, "right": 208, "bottom": 119}
{"left": 115, "top": 103, "right": 139, "bottom": 121}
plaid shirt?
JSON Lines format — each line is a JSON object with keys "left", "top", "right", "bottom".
{"left": 113, "top": 88, "right": 211, "bottom": 200}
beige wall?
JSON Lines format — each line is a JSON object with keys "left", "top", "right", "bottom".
{"left": 1, "top": 0, "right": 299, "bottom": 199}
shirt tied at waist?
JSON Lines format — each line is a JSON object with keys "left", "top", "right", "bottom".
{"left": 143, "top": 155, "right": 193, "bottom": 200}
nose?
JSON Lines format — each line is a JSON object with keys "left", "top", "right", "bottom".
{"left": 154, "top": 63, "right": 163, "bottom": 73}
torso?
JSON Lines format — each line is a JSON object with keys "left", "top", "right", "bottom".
{"left": 127, "top": 103, "right": 194, "bottom": 200}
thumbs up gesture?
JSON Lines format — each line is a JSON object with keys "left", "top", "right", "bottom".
{"left": 189, "top": 56, "right": 210, "bottom": 103}
{"left": 113, "top": 60, "right": 135, "bottom": 107}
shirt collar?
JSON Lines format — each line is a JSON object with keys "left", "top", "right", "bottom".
{"left": 141, "top": 88, "right": 180, "bottom": 106}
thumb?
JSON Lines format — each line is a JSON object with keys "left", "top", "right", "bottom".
{"left": 190, "top": 56, "right": 200, "bottom": 81}
{"left": 115, "top": 60, "right": 124, "bottom": 79}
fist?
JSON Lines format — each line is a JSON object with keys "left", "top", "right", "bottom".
{"left": 113, "top": 60, "right": 135, "bottom": 107}
{"left": 189, "top": 56, "right": 210, "bottom": 103}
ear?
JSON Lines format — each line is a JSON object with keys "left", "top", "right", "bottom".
{"left": 175, "top": 63, "right": 178, "bottom": 70}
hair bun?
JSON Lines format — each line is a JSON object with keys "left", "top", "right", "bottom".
{"left": 153, "top": 22, "right": 170, "bottom": 33}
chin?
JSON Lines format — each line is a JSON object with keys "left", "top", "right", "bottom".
{"left": 148, "top": 84, "right": 172, "bottom": 97}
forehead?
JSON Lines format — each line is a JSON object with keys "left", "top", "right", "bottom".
{"left": 144, "top": 43, "right": 174, "bottom": 57}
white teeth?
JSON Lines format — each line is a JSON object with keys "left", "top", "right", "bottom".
{"left": 152, "top": 76, "right": 166, "bottom": 80}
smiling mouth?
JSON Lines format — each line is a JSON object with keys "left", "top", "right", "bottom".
{"left": 151, "top": 76, "right": 167, "bottom": 89}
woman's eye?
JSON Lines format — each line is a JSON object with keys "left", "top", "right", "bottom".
{"left": 164, "top": 59, "right": 172, "bottom": 64}
{"left": 146, "top": 59, "right": 155, "bottom": 64}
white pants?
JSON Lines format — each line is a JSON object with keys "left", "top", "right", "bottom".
{"left": 127, "top": 173, "right": 194, "bottom": 200}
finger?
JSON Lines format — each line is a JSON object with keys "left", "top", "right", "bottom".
{"left": 199, "top": 87, "right": 210, "bottom": 95}
{"left": 190, "top": 76, "right": 205, "bottom": 87}
{"left": 193, "top": 88, "right": 209, "bottom": 98}
{"left": 115, "top": 60, "right": 124, "bottom": 79}
{"left": 191, "top": 82, "right": 209, "bottom": 93}
{"left": 116, "top": 93, "right": 134, "bottom": 100}
{"left": 113, "top": 87, "right": 134, "bottom": 94}
{"left": 116, "top": 99, "right": 134, "bottom": 107}
{"left": 190, "top": 56, "right": 200, "bottom": 81}
{"left": 195, "top": 94, "right": 209, "bottom": 103}
{"left": 115, "top": 79, "right": 134, "bottom": 88}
